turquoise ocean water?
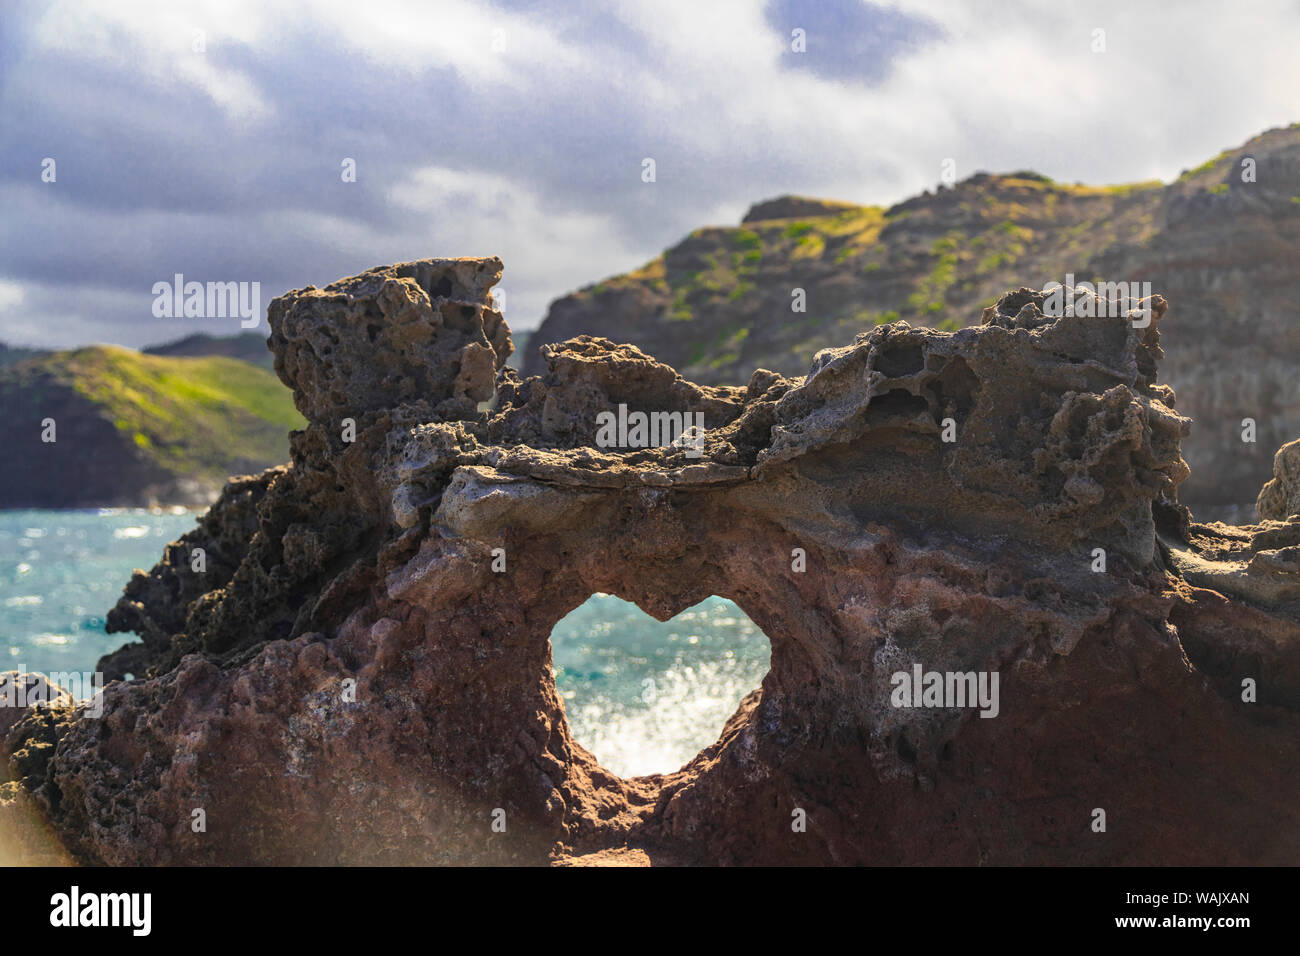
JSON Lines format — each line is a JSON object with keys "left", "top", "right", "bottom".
{"left": 550, "top": 593, "right": 770, "bottom": 776}
{"left": 0, "top": 511, "right": 769, "bottom": 778}
{"left": 0, "top": 510, "right": 196, "bottom": 679}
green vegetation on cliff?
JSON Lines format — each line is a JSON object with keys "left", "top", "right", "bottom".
{"left": 524, "top": 124, "right": 1300, "bottom": 516}
{"left": 528, "top": 168, "right": 1167, "bottom": 383}
{"left": 0, "top": 347, "right": 302, "bottom": 507}
{"left": 49, "top": 347, "right": 301, "bottom": 471}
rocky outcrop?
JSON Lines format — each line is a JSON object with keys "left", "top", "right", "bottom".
{"left": 523, "top": 124, "right": 1300, "bottom": 520}
{"left": 1258, "top": 438, "right": 1300, "bottom": 520}
{"left": 741, "top": 195, "right": 861, "bottom": 223}
{"left": 3, "top": 260, "right": 1299, "bottom": 865}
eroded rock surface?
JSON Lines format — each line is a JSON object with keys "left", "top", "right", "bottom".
{"left": 1258, "top": 438, "right": 1300, "bottom": 521}
{"left": 3, "top": 260, "right": 1298, "bottom": 865}
{"left": 524, "top": 125, "right": 1300, "bottom": 520}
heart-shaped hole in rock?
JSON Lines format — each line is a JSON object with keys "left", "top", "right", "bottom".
{"left": 550, "top": 593, "right": 771, "bottom": 778}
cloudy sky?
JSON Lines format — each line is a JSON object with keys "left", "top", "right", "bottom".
{"left": 1, "top": 0, "right": 1297, "bottom": 349}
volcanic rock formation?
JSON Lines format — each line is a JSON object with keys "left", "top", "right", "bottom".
{"left": 1258, "top": 438, "right": 1300, "bottom": 521}
{"left": 2, "top": 258, "right": 1298, "bottom": 865}
{"left": 524, "top": 125, "right": 1300, "bottom": 520}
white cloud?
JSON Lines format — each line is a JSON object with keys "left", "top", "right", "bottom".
{"left": 5, "top": 0, "right": 1300, "bottom": 346}
{"left": 0, "top": 281, "right": 26, "bottom": 313}
{"left": 306, "top": 0, "right": 586, "bottom": 86}
{"left": 388, "top": 164, "right": 653, "bottom": 324}
{"left": 32, "top": 0, "right": 273, "bottom": 120}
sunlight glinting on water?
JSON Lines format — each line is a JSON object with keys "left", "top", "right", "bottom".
{"left": 550, "top": 593, "right": 770, "bottom": 779}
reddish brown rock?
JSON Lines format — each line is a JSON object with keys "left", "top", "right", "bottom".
{"left": 2, "top": 261, "right": 1298, "bottom": 865}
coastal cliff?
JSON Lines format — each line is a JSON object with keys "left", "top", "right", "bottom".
{"left": 0, "top": 345, "right": 301, "bottom": 508}
{"left": 525, "top": 126, "right": 1300, "bottom": 520}
{"left": 2, "top": 258, "right": 1298, "bottom": 865}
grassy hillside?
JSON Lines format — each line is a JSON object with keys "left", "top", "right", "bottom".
{"left": 0, "top": 346, "right": 302, "bottom": 507}
{"left": 525, "top": 124, "right": 1300, "bottom": 517}
{"left": 527, "top": 171, "right": 1168, "bottom": 385}
{"left": 47, "top": 346, "right": 301, "bottom": 471}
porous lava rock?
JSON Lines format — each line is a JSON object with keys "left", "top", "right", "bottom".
{"left": 2, "top": 260, "right": 1298, "bottom": 865}
{"left": 1258, "top": 438, "right": 1300, "bottom": 521}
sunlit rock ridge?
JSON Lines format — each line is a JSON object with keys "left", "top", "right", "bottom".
{"left": 526, "top": 125, "right": 1300, "bottom": 520}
